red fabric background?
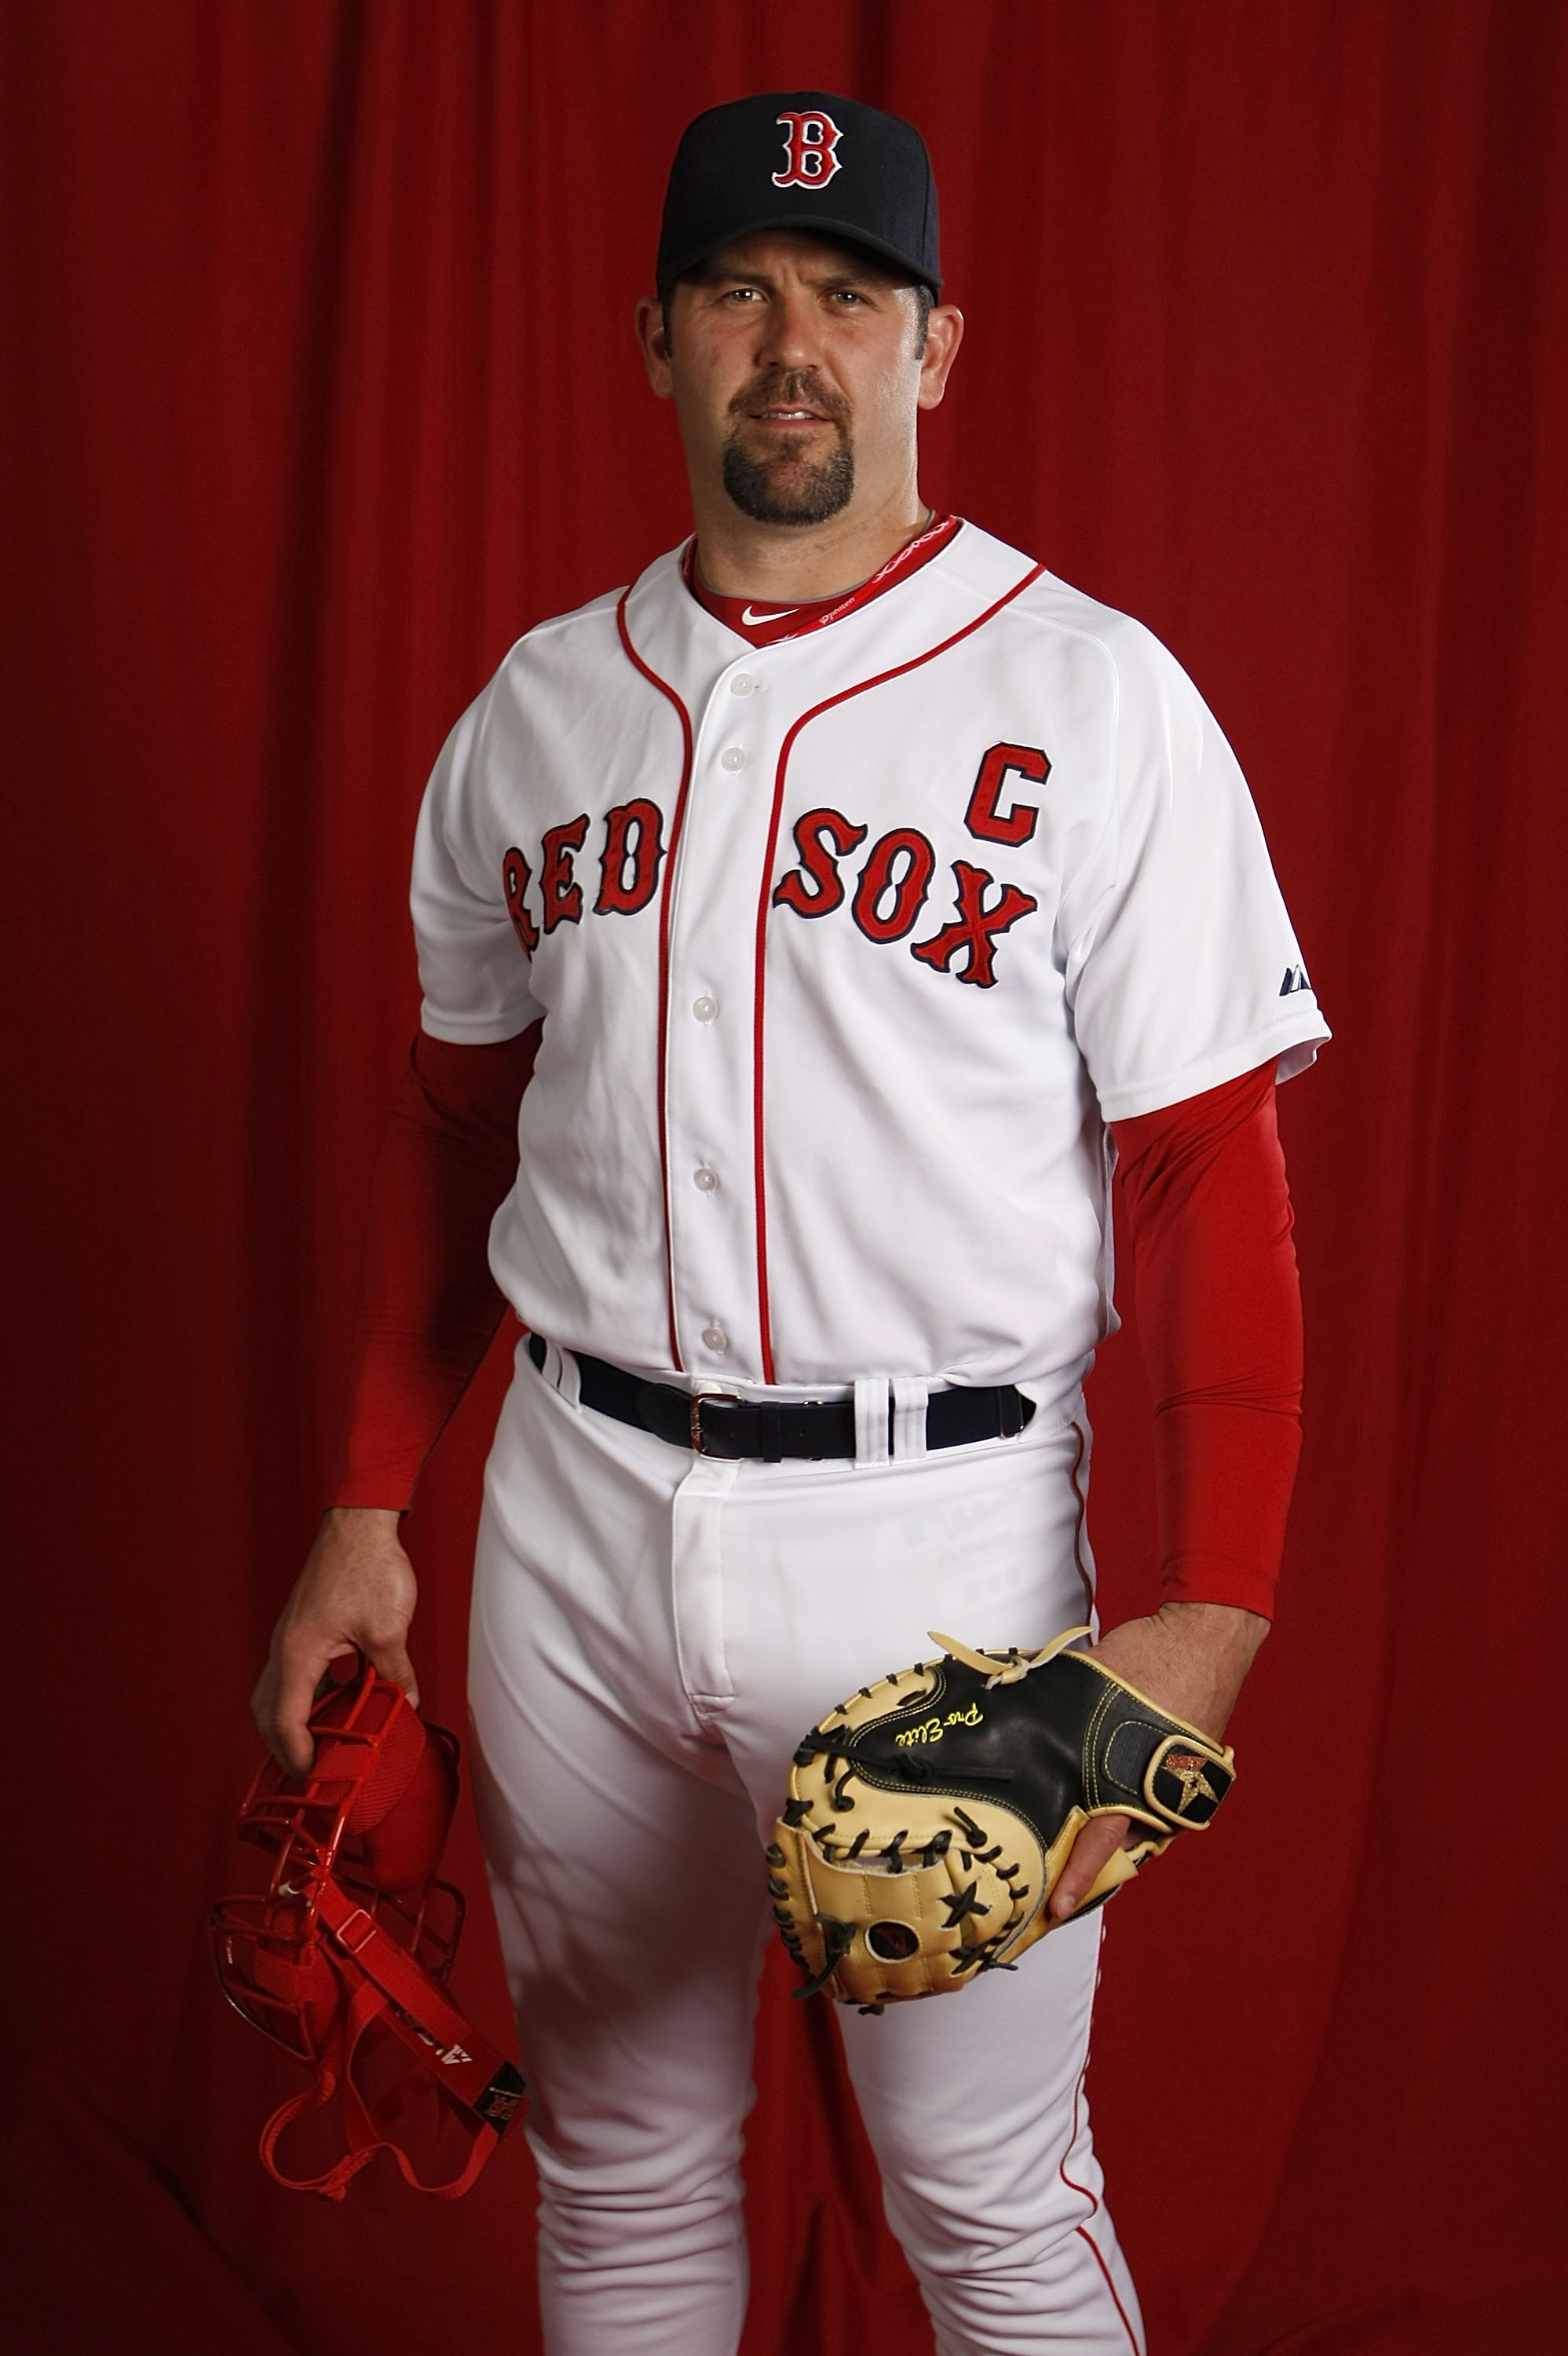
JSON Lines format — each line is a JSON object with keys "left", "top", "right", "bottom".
{"left": 3, "top": 4, "right": 1565, "bottom": 2350}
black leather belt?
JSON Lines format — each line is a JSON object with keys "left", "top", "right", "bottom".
{"left": 527, "top": 1333, "right": 1035, "bottom": 1461}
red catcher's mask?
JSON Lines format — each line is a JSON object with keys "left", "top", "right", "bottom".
{"left": 210, "top": 1663, "right": 524, "bottom": 2200}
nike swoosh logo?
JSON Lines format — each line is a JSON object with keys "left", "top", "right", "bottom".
{"left": 741, "top": 605, "right": 796, "bottom": 626}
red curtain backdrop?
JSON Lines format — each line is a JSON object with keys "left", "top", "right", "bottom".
{"left": 4, "top": 5, "right": 1565, "bottom": 2351}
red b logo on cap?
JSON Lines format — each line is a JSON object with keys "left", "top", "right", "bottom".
{"left": 773, "top": 111, "right": 842, "bottom": 188}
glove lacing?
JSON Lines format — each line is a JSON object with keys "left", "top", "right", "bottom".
{"left": 927, "top": 1624, "right": 1091, "bottom": 1688}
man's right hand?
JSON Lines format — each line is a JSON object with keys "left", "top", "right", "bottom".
{"left": 252, "top": 1507, "right": 420, "bottom": 1775}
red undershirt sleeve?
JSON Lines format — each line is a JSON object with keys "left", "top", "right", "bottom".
{"left": 1109, "top": 1060, "right": 1303, "bottom": 1620}
{"left": 329, "top": 1024, "right": 542, "bottom": 1512}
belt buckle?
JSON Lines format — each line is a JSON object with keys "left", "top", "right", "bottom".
{"left": 690, "top": 1390, "right": 743, "bottom": 1455}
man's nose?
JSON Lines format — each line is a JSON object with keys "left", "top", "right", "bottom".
{"left": 752, "top": 287, "right": 826, "bottom": 373}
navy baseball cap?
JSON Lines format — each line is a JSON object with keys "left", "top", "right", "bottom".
{"left": 656, "top": 92, "right": 941, "bottom": 293}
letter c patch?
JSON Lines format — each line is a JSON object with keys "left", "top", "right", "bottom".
{"left": 964, "top": 744, "right": 1049, "bottom": 847}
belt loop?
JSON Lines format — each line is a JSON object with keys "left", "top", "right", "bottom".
{"left": 891, "top": 1377, "right": 930, "bottom": 1459}
{"left": 853, "top": 1377, "right": 891, "bottom": 1465}
{"left": 528, "top": 1335, "right": 579, "bottom": 1406}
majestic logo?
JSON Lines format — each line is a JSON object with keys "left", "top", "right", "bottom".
{"left": 1280, "top": 963, "right": 1311, "bottom": 997}
{"left": 773, "top": 110, "right": 843, "bottom": 188}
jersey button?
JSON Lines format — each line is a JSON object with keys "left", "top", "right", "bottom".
{"left": 693, "top": 1165, "right": 719, "bottom": 1191}
{"left": 692, "top": 995, "right": 718, "bottom": 1022}
{"left": 702, "top": 1325, "right": 729, "bottom": 1352}
{"left": 719, "top": 746, "right": 747, "bottom": 772}
{"left": 729, "top": 673, "right": 757, "bottom": 697}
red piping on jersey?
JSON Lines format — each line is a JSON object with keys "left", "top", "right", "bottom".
{"left": 1076, "top": 2230, "right": 1142, "bottom": 2353}
{"left": 1069, "top": 1421, "right": 1096, "bottom": 1623}
{"left": 616, "top": 591, "right": 694, "bottom": 1373}
{"left": 749, "top": 562, "right": 1047, "bottom": 1381}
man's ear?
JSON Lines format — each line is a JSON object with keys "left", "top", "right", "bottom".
{"left": 634, "top": 294, "right": 674, "bottom": 399}
{"left": 916, "top": 305, "right": 964, "bottom": 412}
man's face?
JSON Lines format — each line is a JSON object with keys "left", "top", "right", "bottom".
{"left": 639, "top": 232, "right": 952, "bottom": 529}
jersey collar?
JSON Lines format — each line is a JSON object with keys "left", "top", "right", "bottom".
{"left": 681, "top": 513, "right": 961, "bottom": 648}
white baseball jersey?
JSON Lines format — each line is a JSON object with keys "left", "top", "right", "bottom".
{"left": 411, "top": 519, "right": 1328, "bottom": 1414}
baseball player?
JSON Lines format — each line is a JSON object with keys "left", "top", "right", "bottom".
{"left": 254, "top": 93, "right": 1327, "bottom": 2355}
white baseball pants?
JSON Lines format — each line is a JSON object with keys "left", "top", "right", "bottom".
{"left": 467, "top": 1341, "right": 1145, "bottom": 2356}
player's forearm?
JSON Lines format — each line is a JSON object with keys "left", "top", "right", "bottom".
{"left": 1150, "top": 1403, "right": 1300, "bottom": 1617}
{"left": 331, "top": 1025, "right": 541, "bottom": 1509}
{"left": 1111, "top": 1060, "right": 1303, "bottom": 1619}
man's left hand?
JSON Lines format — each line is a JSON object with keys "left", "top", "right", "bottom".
{"left": 1048, "top": 1599, "right": 1268, "bottom": 1922}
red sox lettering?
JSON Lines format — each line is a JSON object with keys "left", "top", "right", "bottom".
{"left": 539, "top": 818, "right": 589, "bottom": 931}
{"left": 909, "top": 864, "right": 1039, "bottom": 987}
{"left": 505, "top": 803, "right": 663, "bottom": 944}
{"left": 770, "top": 808, "right": 868, "bottom": 916}
{"left": 846, "top": 827, "right": 934, "bottom": 945}
{"left": 503, "top": 743, "right": 1050, "bottom": 988}
{"left": 501, "top": 847, "right": 539, "bottom": 954}
{"left": 594, "top": 798, "right": 664, "bottom": 916}
{"left": 773, "top": 818, "right": 1038, "bottom": 983}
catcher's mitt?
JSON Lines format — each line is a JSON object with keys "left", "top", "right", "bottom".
{"left": 769, "top": 1627, "right": 1235, "bottom": 2008}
